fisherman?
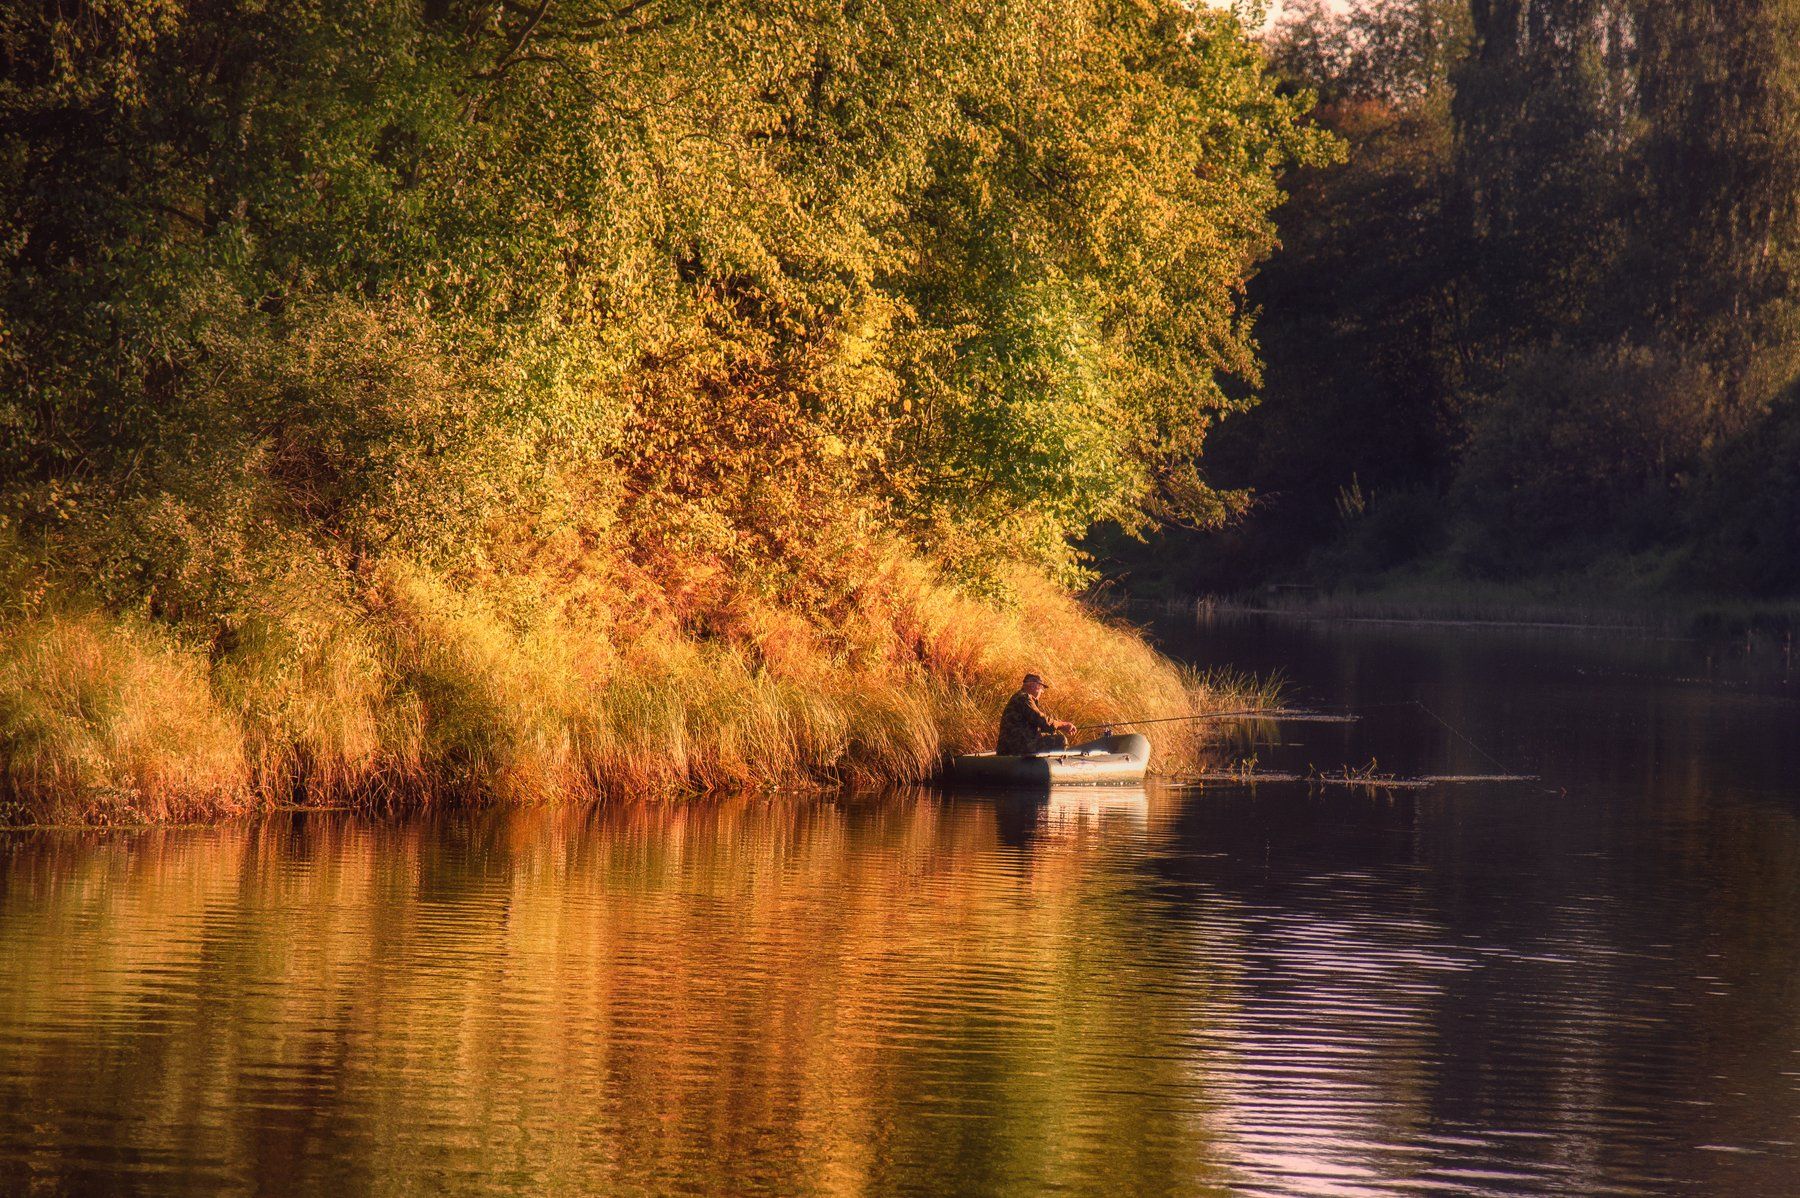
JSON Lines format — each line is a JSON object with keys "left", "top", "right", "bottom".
{"left": 996, "top": 672, "right": 1078, "bottom": 755}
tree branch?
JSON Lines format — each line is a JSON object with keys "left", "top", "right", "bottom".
{"left": 477, "top": 0, "right": 557, "bottom": 80}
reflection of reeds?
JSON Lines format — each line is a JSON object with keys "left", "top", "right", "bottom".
{"left": 0, "top": 805, "right": 1223, "bottom": 1194}
{"left": 1307, "top": 760, "right": 1427, "bottom": 792}
{"left": 1, "top": 553, "right": 1269, "bottom": 824}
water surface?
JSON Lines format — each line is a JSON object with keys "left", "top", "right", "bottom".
{"left": 3, "top": 614, "right": 1798, "bottom": 1196}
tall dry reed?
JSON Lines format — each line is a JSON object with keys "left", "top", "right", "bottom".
{"left": 1, "top": 546, "right": 1265, "bottom": 825}
{"left": 0, "top": 612, "right": 250, "bottom": 823}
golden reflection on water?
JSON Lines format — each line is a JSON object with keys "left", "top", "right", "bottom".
{"left": 0, "top": 795, "right": 1228, "bottom": 1197}
{"left": 4, "top": 729, "right": 1800, "bottom": 1198}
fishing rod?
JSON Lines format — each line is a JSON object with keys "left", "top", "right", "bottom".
{"left": 1074, "top": 707, "right": 1319, "bottom": 733}
{"left": 1080, "top": 696, "right": 1531, "bottom": 786}
{"left": 1408, "top": 698, "right": 1514, "bottom": 775}
{"left": 1079, "top": 700, "right": 1507, "bottom": 773}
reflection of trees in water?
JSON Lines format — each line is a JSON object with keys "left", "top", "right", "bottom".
{"left": 0, "top": 798, "right": 1208, "bottom": 1196}
{"left": 6, "top": 713, "right": 1799, "bottom": 1198}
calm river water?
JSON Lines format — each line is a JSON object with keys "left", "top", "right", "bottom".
{"left": 3, "top": 613, "right": 1799, "bottom": 1196}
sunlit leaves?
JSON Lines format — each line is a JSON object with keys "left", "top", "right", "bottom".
{"left": 0, "top": 0, "right": 1319, "bottom": 608}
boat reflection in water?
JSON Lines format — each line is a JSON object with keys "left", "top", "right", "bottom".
{"left": 1043, "top": 785, "right": 1149, "bottom": 834}
{"left": 962, "top": 783, "right": 1152, "bottom": 854}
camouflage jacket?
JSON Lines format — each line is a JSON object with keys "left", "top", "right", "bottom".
{"left": 996, "top": 689, "right": 1058, "bottom": 755}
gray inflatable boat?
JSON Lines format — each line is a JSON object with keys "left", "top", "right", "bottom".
{"left": 946, "top": 732, "right": 1150, "bottom": 789}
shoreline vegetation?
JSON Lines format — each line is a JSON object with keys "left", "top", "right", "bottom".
{"left": 1192, "top": 580, "right": 1800, "bottom": 642}
{"left": 0, "top": 3, "right": 1323, "bottom": 826}
{"left": 1, "top": 556, "right": 1272, "bottom": 827}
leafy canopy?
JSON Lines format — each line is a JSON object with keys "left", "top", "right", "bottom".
{"left": 0, "top": 0, "right": 1325, "bottom": 607}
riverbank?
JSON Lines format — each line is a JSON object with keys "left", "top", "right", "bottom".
{"left": 0, "top": 2, "right": 1311, "bottom": 829}
{"left": 0, "top": 546, "right": 1267, "bottom": 828}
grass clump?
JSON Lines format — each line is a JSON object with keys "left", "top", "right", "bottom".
{"left": 0, "top": 613, "right": 250, "bottom": 824}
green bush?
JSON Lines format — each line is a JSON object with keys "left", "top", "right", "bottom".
{"left": 0, "top": 0, "right": 1323, "bottom": 820}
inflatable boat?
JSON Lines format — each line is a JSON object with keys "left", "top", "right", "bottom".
{"left": 945, "top": 732, "right": 1150, "bottom": 789}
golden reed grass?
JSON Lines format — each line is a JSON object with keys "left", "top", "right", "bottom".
{"left": 1, "top": 549, "right": 1268, "bottom": 825}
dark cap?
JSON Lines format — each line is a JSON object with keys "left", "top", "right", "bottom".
{"left": 1022, "top": 672, "right": 1049, "bottom": 689}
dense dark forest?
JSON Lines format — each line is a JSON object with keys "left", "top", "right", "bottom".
{"left": 1122, "top": 0, "right": 1800, "bottom": 599}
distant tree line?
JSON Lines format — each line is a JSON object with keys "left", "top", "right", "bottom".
{"left": 1153, "top": 0, "right": 1800, "bottom": 597}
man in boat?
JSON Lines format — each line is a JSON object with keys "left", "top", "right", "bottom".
{"left": 996, "top": 673, "right": 1078, "bottom": 755}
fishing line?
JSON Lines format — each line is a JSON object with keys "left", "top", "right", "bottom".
{"left": 1407, "top": 698, "right": 1515, "bottom": 775}
{"left": 1305, "top": 697, "right": 1518, "bottom": 775}
{"left": 1076, "top": 698, "right": 1519, "bottom": 777}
